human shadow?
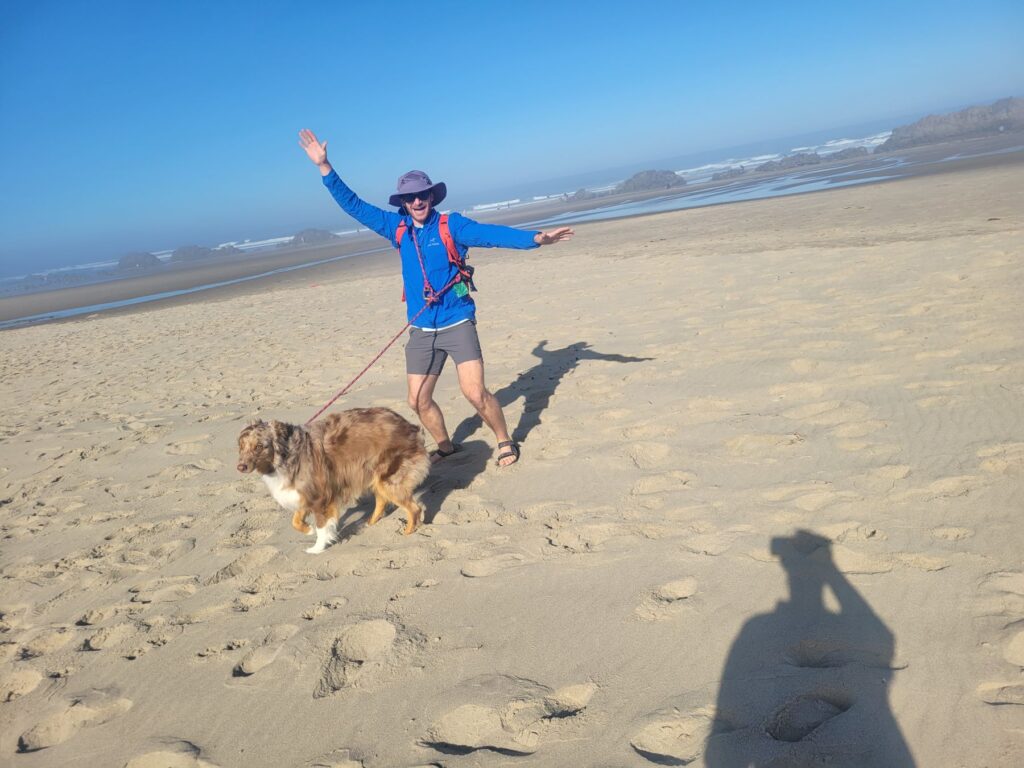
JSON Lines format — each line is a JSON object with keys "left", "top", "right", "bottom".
{"left": 705, "top": 530, "right": 915, "bottom": 767}
{"left": 451, "top": 340, "right": 654, "bottom": 446}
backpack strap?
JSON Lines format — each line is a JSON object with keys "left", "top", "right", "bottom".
{"left": 394, "top": 221, "right": 408, "bottom": 302}
{"left": 393, "top": 214, "right": 476, "bottom": 304}
{"left": 439, "top": 214, "right": 476, "bottom": 292}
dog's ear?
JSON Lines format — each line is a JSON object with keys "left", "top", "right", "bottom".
{"left": 268, "top": 420, "right": 294, "bottom": 465}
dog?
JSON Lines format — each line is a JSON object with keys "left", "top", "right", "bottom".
{"left": 236, "top": 408, "right": 430, "bottom": 554}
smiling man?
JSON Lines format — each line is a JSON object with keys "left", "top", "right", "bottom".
{"left": 299, "top": 129, "right": 573, "bottom": 468}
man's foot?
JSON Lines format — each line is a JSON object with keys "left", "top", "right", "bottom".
{"left": 495, "top": 441, "right": 520, "bottom": 467}
{"left": 430, "top": 442, "right": 458, "bottom": 464}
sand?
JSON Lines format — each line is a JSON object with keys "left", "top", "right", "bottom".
{"left": 1, "top": 160, "right": 1022, "bottom": 767}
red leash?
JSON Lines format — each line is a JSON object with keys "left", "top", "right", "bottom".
{"left": 304, "top": 271, "right": 459, "bottom": 425}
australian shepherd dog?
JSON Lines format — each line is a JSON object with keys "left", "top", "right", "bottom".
{"left": 236, "top": 408, "right": 430, "bottom": 554}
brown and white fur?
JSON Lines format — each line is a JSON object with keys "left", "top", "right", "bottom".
{"left": 236, "top": 408, "right": 430, "bottom": 554}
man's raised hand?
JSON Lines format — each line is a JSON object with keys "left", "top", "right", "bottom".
{"left": 298, "top": 129, "right": 330, "bottom": 169}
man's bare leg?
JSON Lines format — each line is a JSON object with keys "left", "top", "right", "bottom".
{"left": 407, "top": 373, "right": 454, "bottom": 459}
{"left": 455, "top": 359, "right": 518, "bottom": 466}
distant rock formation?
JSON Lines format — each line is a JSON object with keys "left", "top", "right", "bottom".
{"left": 117, "top": 251, "right": 162, "bottom": 271}
{"left": 571, "top": 187, "right": 595, "bottom": 201}
{"left": 290, "top": 228, "right": 339, "bottom": 246}
{"left": 167, "top": 244, "right": 241, "bottom": 262}
{"left": 755, "top": 152, "right": 822, "bottom": 173}
{"left": 879, "top": 97, "right": 1024, "bottom": 151}
{"left": 616, "top": 170, "right": 686, "bottom": 193}
{"left": 170, "top": 245, "right": 214, "bottom": 263}
{"left": 711, "top": 167, "right": 747, "bottom": 181}
{"left": 826, "top": 146, "right": 870, "bottom": 160}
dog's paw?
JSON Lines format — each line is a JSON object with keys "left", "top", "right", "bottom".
{"left": 305, "top": 521, "right": 338, "bottom": 554}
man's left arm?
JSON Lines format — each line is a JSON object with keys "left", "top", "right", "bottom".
{"left": 450, "top": 213, "right": 574, "bottom": 250}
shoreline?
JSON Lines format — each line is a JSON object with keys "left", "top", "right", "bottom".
{"left": 3, "top": 134, "right": 1022, "bottom": 330}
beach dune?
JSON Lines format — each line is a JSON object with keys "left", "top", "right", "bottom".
{"left": 1, "top": 160, "right": 1022, "bottom": 766}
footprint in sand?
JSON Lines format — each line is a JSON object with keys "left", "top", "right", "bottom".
{"left": 765, "top": 692, "right": 852, "bottom": 742}
{"left": 1, "top": 666, "right": 43, "bottom": 702}
{"left": 544, "top": 522, "right": 622, "bottom": 554}
{"left": 893, "top": 474, "right": 981, "bottom": 503}
{"left": 305, "top": 748, "right": 367, "bottom": 768}
{"left": 627, "top": 442, "right": 674, "bottom": 470}
{"left": 631, "top": 707, "right": 715, "bottom": 765}
{"left": 124, "top": 739, "right": 220, "bottom": 767}
{"left": 83, "top": 622, "right": 138, "bottom": 651}
{"left": 460, "top": 553, "right": 527, "bottom": 578}
{"left": 232, "top": 624, "right": 299, "bottom": 678}
{"left": 218, "top": 513, "right": 278, "bottom": 549}
{"left": 18, "top": 690, "right": 133, "bottom": 752}
{"left": 120, "top": 537, "right": 197, "bottom": 568}
{"left": 423, "top": 682, "right": 596, "bottom": 756}
{"left": 977, "top": 442, "right": 1024, "bottom": 475}
{"left": 18, "top": 627, "right": 74, "bottom": 659}
{"left": 635, "top": 577, "right": 699, "bottom": 621}
{"left": 164, "top": 436, "right": 212, "bottom": 455}
{"left": 980, "top": 571, "right": 1024, "bottom": 602}
{"left": 301, "top": 598, "right": 348, "bottom": 621}
{"left": 1002, "top": 630, "right": 1024, "bottom": 668}
{"left": 726, "top": 433, "right": 804, "bottom": 458}
{"left": 314, "top": 618, "right": 423, "bottom": 697}
{"left": 976, "top": 681, "right": 1024, "bottom": 706}
{"left": 679, "top": 525, "right": 739, "bottom": 557}
{"left": 130, "top": 576, "right": 200, "bottom": 604}
{"left": 930, "top": 526, "right": 973, "bottom": 542}
{"left": 156, "top": 458, "right": 224, "bottom": 481}
{"left": 206, "top": 546, "right": 279, "bottom": 585}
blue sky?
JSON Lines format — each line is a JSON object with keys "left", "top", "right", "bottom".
{"left": 1, "top": 0, "right": 1021, "bottom": 274}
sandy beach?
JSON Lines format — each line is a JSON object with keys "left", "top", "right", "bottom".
{"left": 1, "top": 159, "right": 1022, "bottom": 766}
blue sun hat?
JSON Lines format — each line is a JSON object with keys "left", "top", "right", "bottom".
{"left": 388, "top": 169, "right": 447, "bottom": 208}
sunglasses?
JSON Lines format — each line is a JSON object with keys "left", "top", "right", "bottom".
{"left": 400, "top": 191, "right": 432, "bottom": 204}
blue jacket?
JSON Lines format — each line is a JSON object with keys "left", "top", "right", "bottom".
{"left": 323, "top": 170, "right": 540, "bottom": 329}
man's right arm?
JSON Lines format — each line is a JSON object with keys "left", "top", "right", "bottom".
{"left": 321, "top": 171, "right": 400, "bottom": 242}
{"left": 298, "top": 128, "right": 400, "bottom": 243}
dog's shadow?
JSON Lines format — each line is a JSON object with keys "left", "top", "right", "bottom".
{"left": 420, "top": 439, "right": 490, "bottom": 524}
{"left": 334, "top": 498, "right": 379, "bottom": 544}
{"left": 330, "top": 440, "right": 489, "bottom": 541}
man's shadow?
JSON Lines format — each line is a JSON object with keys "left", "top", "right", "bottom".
{"left": 704, "top": 530, "right": 915, "bottom": 767}
{"left": 451, "top": 340, "right": 653, "bottom": 446}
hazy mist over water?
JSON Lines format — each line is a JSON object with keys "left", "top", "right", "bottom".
{"left": 0, "top": 115, "right": 916, "bottom": 282}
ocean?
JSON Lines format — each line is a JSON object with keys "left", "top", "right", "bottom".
{"left": 3, "top": 132, "right": 1021, "bottom": 331}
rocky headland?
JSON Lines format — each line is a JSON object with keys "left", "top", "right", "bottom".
{"left": 879, "top": 96, "right": 1024, "bottom": 151}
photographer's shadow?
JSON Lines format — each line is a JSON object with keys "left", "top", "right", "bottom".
{"left": 705, "top": 530, "right": 915, "bottom": 767}
{"left": 452, "top": 340, "right": 653, "bottom": 446}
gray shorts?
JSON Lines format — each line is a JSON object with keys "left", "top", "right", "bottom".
{"left": 405, "top": 320, "right": 483, "bottom": 375}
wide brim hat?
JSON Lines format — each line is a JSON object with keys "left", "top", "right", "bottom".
{"left": 389, "top": 169, "right": 447, "bottom": 208}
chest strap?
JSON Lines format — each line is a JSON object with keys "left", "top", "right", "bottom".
{"left": 395, "top": 214, "right": 476, "bottom": 302}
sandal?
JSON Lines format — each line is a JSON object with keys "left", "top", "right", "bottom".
{"left": 430, "top": 444, "right": 458, "bottom": 464}
{"left": 495, "top": 440, "right": 520, "bottom": 467}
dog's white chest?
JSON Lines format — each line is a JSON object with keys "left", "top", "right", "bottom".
{"left": 261, "top": 471, "right": 301, "bottom": 511}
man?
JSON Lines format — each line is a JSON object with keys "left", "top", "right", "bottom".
{"left": 299, "top": 129, "right": 574, "bottom": 467}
